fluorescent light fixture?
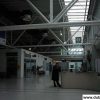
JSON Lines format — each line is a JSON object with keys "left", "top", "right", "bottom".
{"left": 60, "top": 33, "right": 63, "bottom": 36}
{"left": 64, "top": 41, "right": 67, "bottom": 44}
{"left": 64, "top": 0, "right": 90, "bottom": 43}
{"left": 60, "top": 31, "right": 63, "bottom": 36}
{"left": 29, "top": 48, "right": 31, "bottom": 50}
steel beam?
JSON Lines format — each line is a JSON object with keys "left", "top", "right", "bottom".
{"left": 26, "top": 0, "right": 67, "bottom": 50}
{"left": 12, "top": 17, "right": 38, "bottom": 46}
{"left": 48, "top": 55, "right": 83, "bottom": 60}
{"left": 38, "top": 16, "right": 66, "bottom": 50}
{"left": 38, "top": 52, "right": 61, "bottom": 53}
{"left": 59, "top": 0, "right": 65, "bottom": 10}
{"left": 49, "top": 29, "right": 67, "bottom": 50}
{"left": 37, "top": 16, "right": 68, "bottom": 50}
{"left": 53, "top": 0, "right": 78, "bottom": 22}
{"left": 63, "top": 27, "right": 66, "bottom": 42}
{"left": 11, "top": 31, "right": 13, "bottom": 45}
{"left": 48, "top": 55, "right": 83, "bottom": 57}
{"left": 26, "top": 0, "right": 49, "bottom": 23}
{"left": 1, "top": 20, "right": 100, "bottom": 31}
{"left": 0, "top": 44, "right": 17, "bottom": 49}
{"left": 50, "top": 0, "right": 53, "bottom": 22}
{"left": 12, "top": 30, "right": 26, "bottom": 46}
{"left": 66, "top": 26, "right": 82, "bottom": 44}
{"left": 15, "top": 43, "right": 92, "bottom": 48}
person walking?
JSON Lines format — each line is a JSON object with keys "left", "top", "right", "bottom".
{"left": 52, "top": 63, "right": 61, "bottom": 87}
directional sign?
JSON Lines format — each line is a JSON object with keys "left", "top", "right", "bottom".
{"left": 75, "top": 37, "right": 81, "bottom": 43}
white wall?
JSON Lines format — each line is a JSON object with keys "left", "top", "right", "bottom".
{"left": 21, "top": 49, "right": 52, "bottom": 76}
{"left": 36, "top": 54, "right": 44, "bottom": 67}
{"left": 23, "top": 49, "right": 52, "bottom": 67}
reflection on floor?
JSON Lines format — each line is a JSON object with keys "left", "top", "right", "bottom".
{"left": 0, "top": 72, "right": 99, "bottom": 100}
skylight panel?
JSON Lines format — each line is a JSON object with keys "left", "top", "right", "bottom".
{"left": 70, "top": 27, "right": 84, "bottom": 30}
{"left": 67, "top": 13, "right": 88, "bottom": 16}
{"left": 68, "top": 16, "right": 85, "bottom": 19}
{"left": 64, "top": 0, "right": 90, "bottom": 43}
{"left": 68, "top": 10, "right": 85, "bottom": 13}
{"left": 70, "top": 6, "right": 86, "bottom": 9}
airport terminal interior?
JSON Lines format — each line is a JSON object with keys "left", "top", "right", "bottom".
{"left": 0, "top": 0, "right": 100, "bottom": 100}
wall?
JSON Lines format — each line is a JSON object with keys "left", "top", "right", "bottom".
{"left": 23, "top": 49, "right": 52, "bottom": 67}
{"left": 0, "top": 49, "right": 19, "bottom": 78}
{"left": 0, "top": 49, "right": 18, "bottom": 73}
{"left": 0, "top": 48, "right": 52, "bottom": 78}
{"left": 21, "top": 49, "right": 52, "bottom": 77}
{"left": 85, "top": 0, "right": 100, "bottom": 71}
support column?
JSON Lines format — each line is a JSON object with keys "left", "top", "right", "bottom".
{"left": 17, "top": 49, "right": 24, "bottom": 78}
{"left": 50, "top": 0, "right": 53, "bottom": 22}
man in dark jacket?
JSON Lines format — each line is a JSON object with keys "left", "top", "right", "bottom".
{"left": 52, "top": 63, "right": 61, "bottom": 87}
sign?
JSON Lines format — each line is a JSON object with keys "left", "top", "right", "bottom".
{"left": 0, "top": 32, "right": 6, "bottom": 45}
{"left": 75, "top": 37, "right": 81, "bottom": 43}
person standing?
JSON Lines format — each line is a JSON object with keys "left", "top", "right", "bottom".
{"left": 49, "top": 62, "right": 52, "bottom": 72}
{"left": 87, "top": 50, "right": 92, "bottom": 71}
{"left": 52, "top": 63, "right": 61, "bottom": 87}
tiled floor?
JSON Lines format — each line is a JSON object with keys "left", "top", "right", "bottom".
{"left": 0, "top": 74, "right": 99, "bottom": 100}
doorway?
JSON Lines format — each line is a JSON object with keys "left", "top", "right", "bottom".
{"left": 24, "top": 59, "right": 36, "bottom": 78}
{"left": 6, "top": 53, "right": 17, "bottom": 78}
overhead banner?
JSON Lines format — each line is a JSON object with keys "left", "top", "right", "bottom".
{"left": 0, "top": 32, "right": 6, "bottom": 45}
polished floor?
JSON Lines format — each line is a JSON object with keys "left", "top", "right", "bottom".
{"left": 0, "top": 72, "right": 99, "bottom": 100}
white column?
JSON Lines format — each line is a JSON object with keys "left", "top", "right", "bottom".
{"left": 17, "top": 49, "right": 24, "bottom": 78}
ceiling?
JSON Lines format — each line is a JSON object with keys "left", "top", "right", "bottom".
{"left": 0, "top": 0, "right": 93, "bottom": 60}
{"left": 0, "top": 0, "right": 65, "bottom": 60}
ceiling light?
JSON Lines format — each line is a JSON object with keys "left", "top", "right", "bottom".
{"left": 64, "top": 41, "right": 67, "bottom": 44}
{"left": 60, "top": 33, "right": 63, "bottom": 36}
{"left": 43, "top": 33, "right": 48, "bottom": 37}
{"left": 22, "top": 14, "right": 32, "bottom": 22}
{"left": 29, "top": 48, "right": 31, "bottom": 51}
{"left": 60, "top": 31, "right": 63, "bottom": 36}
